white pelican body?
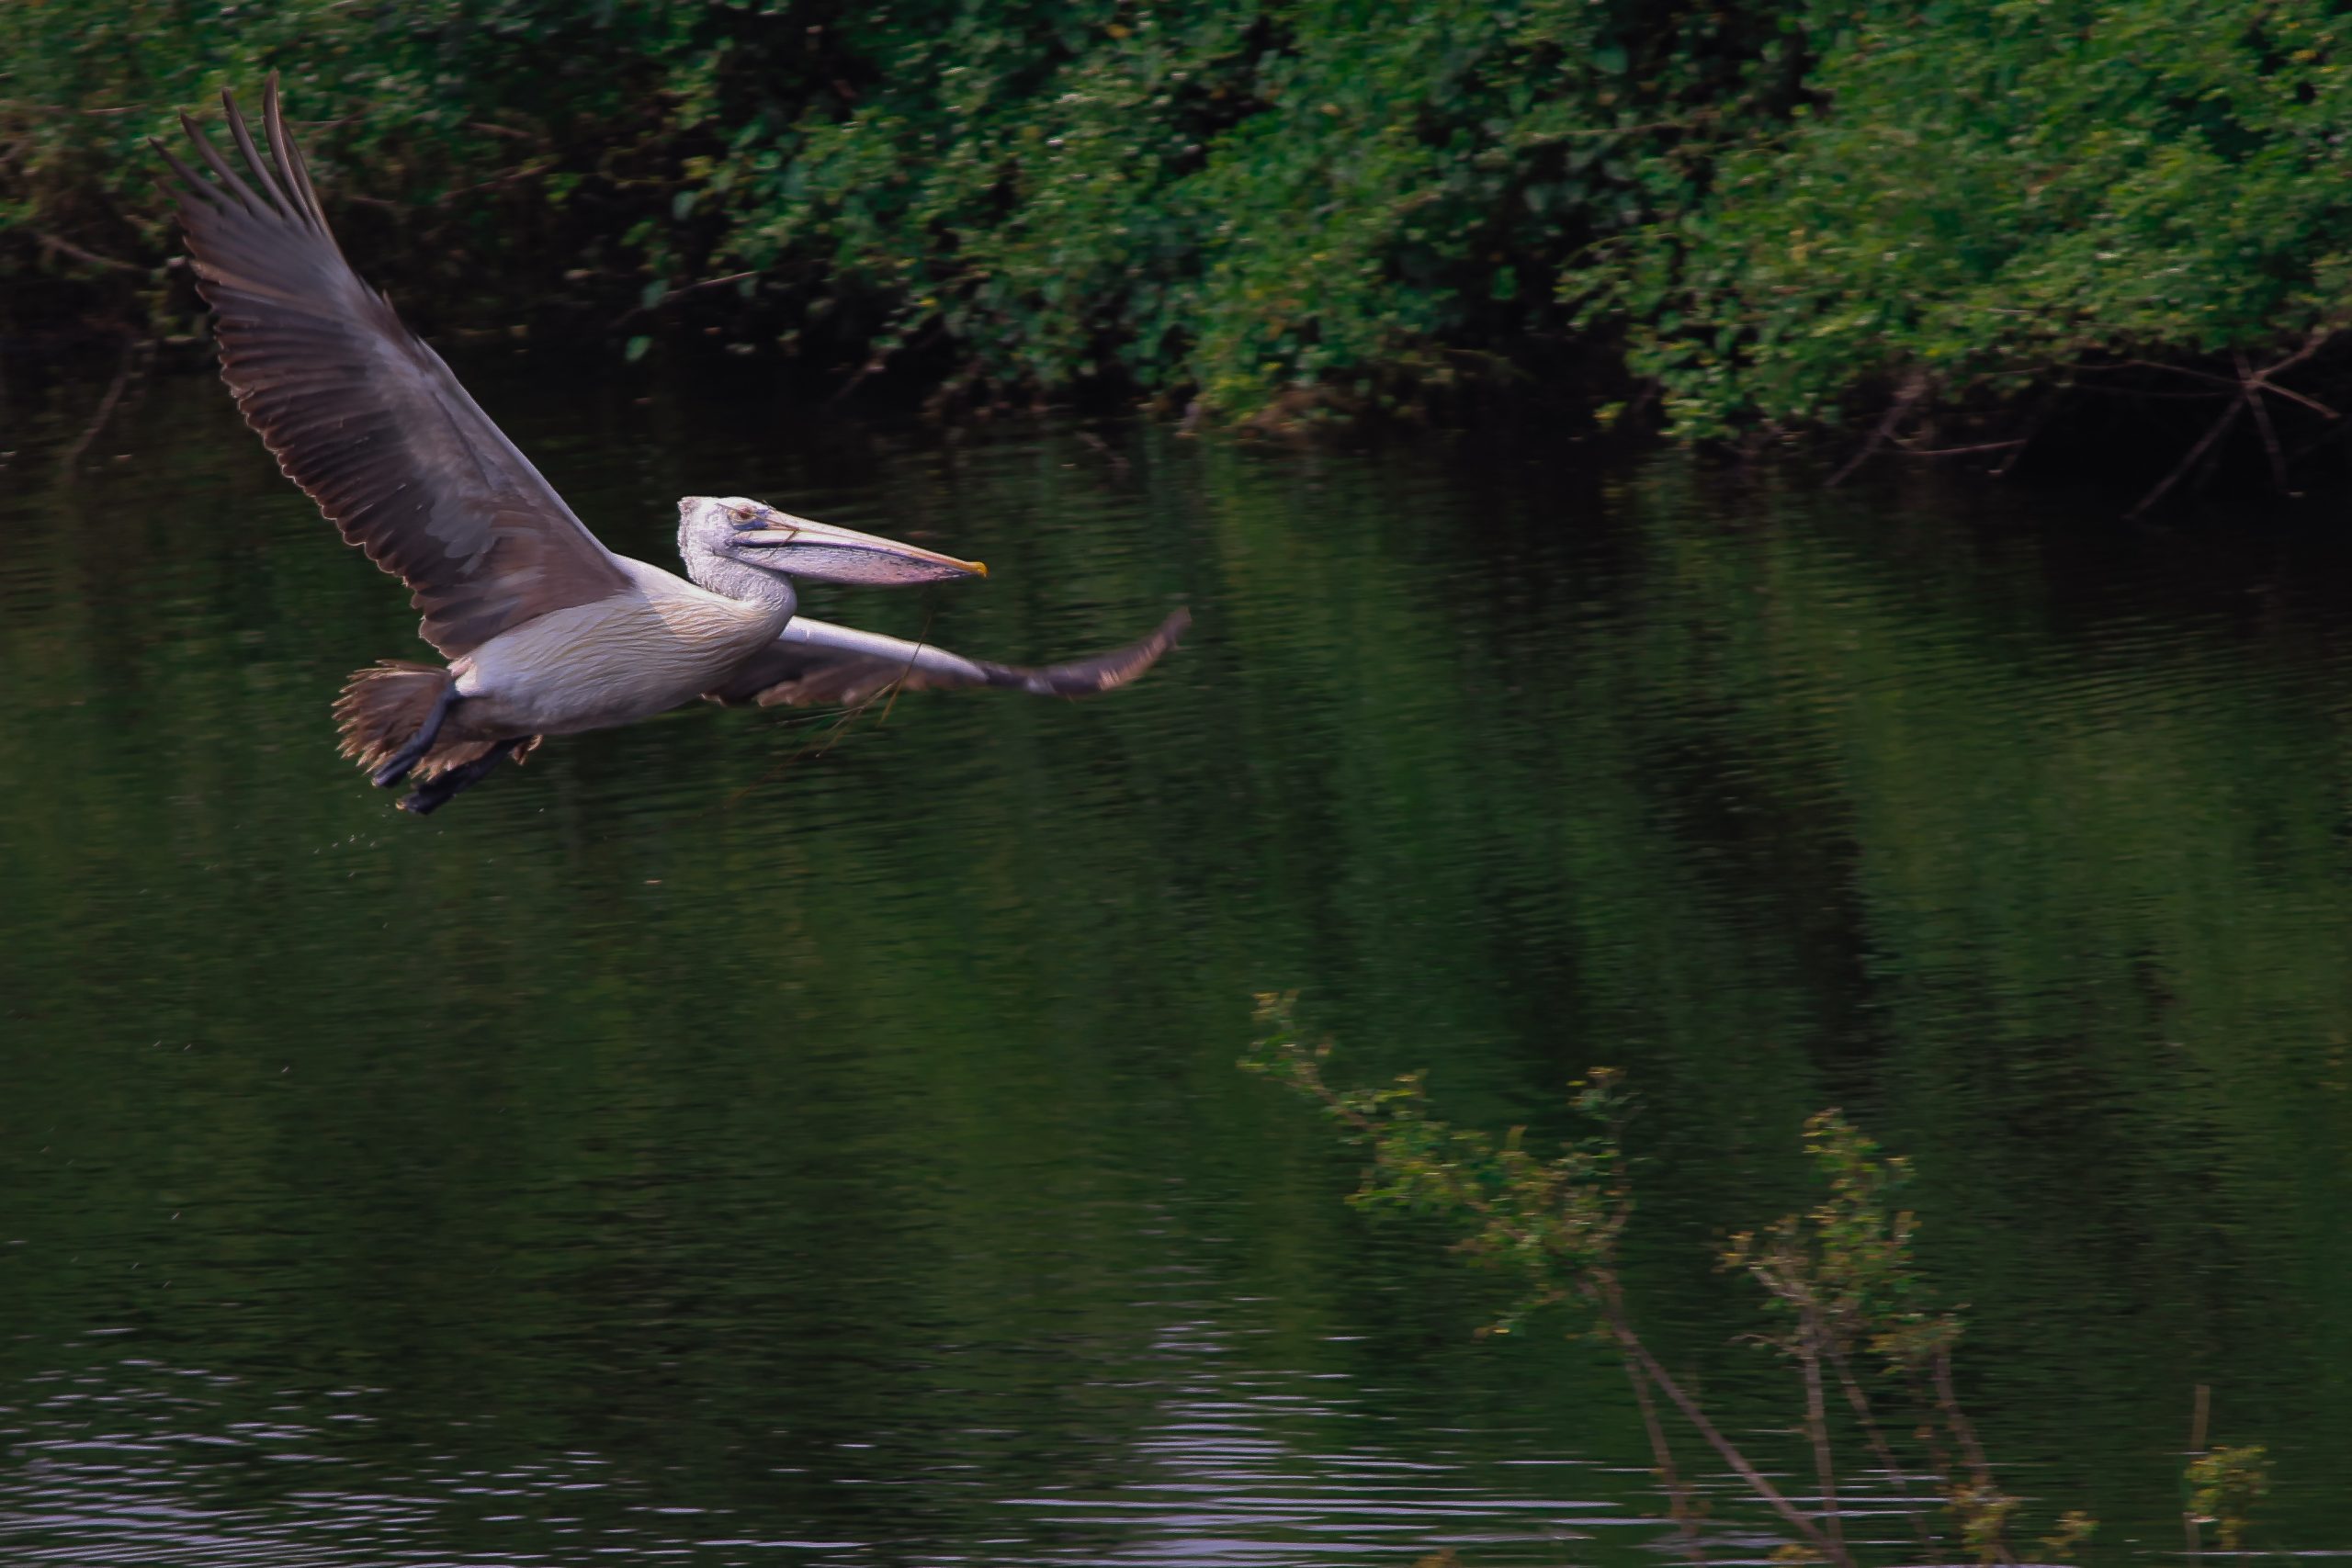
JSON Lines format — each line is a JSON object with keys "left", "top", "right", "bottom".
{"left": 451, "top": 559, "right": 791, "bottom": 737}
{"left": 159, "top": 79, "right": 1185, "bottom": 814}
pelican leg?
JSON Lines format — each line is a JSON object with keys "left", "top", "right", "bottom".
{"left": 397, "top": 739, "right": 526, "bottom": 817}
{"left": 370, "top": 682, "right": 461, "bottom": 788}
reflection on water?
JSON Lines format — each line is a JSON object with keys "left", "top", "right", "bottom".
{"left": 5, "top": 1338, "right": 1645, "bottom": 1566}
{"left": 2, "top": 355, "right": 2349, "bottom": 1563}
{"left": 3, "top": 1330, "right": 1948, "bottom": 1566}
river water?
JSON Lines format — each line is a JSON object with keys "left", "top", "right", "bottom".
{"left": 2, "top": 355, "right": 2346, "bottom": 1565}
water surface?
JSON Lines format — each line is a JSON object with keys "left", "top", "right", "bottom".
{"left": 3, "top": 358, "right": 2347, "bottom": 1564}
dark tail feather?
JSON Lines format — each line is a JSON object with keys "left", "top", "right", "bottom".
{"left": 334, "top": 661, "right": 498, "bottom": 778}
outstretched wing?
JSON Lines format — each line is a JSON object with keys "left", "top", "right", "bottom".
{"left": 155, "top": 76, "right": 630, "bottom": 658}
{"left": 707, "top": 608, "right": 1191, "bottom": 708}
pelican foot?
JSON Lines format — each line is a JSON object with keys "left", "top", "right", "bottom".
{"left": 397, "top": 739, "right": 525, "bottom": 817}
{"left": 371, "top": 683, "right": 461, "bottom": 788}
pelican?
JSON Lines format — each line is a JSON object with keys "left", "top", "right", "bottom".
{"left": 154, "top": 79, "right": 1186, "bottom": 815}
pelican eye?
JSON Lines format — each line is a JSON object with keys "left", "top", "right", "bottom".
{"left": 729, "top": 509, "right": 759, "bottom": 528}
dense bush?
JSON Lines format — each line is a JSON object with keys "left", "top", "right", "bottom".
{"left": 9, "top": 0, "right": 2352, "bottom": 455}
{"left": 674, "top": 0, "right": 1796, "bottom": 409}
{"left": 1600, "top": 1, "right": 2352, "bottom": 444}
{"left": 0, "top": 0, "right": 1793, "bottom": 409}
{"left": 0, "top": 2, "right": 707, "bottom": 328}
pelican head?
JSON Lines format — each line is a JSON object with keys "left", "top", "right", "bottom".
{"left": 677, "top": 496, "right": 987, "bottom": 591}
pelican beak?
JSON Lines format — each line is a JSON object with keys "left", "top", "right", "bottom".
{"left": 734, "top": 514, "right": 987, "bottom": 586}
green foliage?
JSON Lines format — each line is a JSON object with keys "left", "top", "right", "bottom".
{"left": 1723, "top": 1108, "right": 1960, "bottom": 1369}
{"left": 16, "top": 1, "right": 2352, "bottom": 453}
{"left": 3, "top": 0, "right": 1793, "bottom": 411}
{"left": 1722, "top": 1109, "right": 2030, "bottom": 1563}
{"left": 684, "top": 0, "right": 1798, "bottom": 411}
{"left": 2041, "top": 1509, "right": 2098, "bottom": 1562}
{"left": 1600, "top": 1, "right": 2352, "bottom": 440}
{"left": 2187, "top": 1444, "right": 2273, "bottom": 1553}
{"left": 0, "top": 0, "right": 701, "bottom": 326}
{"left": 1951, "top": 1483, "right": 2021, "bottom": 1565}
{"left": 1244, "top": 994, "right": 2163, "bottom": 1568}
{"left": 1241, "top": 991, "right": 1633, "bottom": 1337}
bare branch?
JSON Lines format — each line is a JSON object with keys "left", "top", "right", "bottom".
{"left": 2126, "top": 400, "right": 2242, "bottom": 518}
{"left": 31, "top": 230, "right": 142, "bottom": 273}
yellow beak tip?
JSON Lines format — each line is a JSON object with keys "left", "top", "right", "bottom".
{"left": 970, "top": 559, "right": 989, "bottom": 579}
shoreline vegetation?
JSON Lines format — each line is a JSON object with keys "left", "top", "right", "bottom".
{"left": 1241, "top": 994, "right": 2278, "bottom": 1568}
{"left": 13, "top": 2, "right": 2352, "bottom": 502}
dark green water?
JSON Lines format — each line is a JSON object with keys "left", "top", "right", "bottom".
{"left": 2, "top": 359, "right": 2347, "bottom": 1565}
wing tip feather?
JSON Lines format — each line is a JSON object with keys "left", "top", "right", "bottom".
{"left": 154, "top": 73, "right": 644, "bottom": 662}
{"left": 1054, "top": 604, "right": 1192, "bottom": 695}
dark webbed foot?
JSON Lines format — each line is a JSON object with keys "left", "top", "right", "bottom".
{"left": 372, "top": 682, "right": 461, "bottom": 788}
{"left": 397, "top": 739, "right": 527, "bottom": 816}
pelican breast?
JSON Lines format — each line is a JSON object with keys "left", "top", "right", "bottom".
{"left": 455, "top": 562, "right": 789, "bottom": 735}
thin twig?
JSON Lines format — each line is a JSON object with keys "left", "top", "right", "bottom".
{"left": 1930, "top": 1348, "right": 2015, "bottom": 1566}
{"left": 2077, "top": 337, "right": 2340, "bottom": 419}
{"left": 2238, "top": 349, "right": 2292, "bottom": 494}
{"left": 662, "top": 269, "right": 757, "bottom": 299}
{"left": 1828, "top": 374, "right": 1928, "bottom": 487}
{"left": 2263, "top": 322, "right": 2335, "bottom": 380}
{"left": 826, "top": 318, "right": 947, "bottom": 403}
{"left": 435, "top": 159, "right": 555, "bottom": 203}
{"left": 0, "top": 97, "right": 151, "bottom": 117}
{"left": 31, "top": 230, "right": 142, "bottom": 273}
{"left": 1621, "top": 1348, "right": 1710, "bottom": 1565}
{"left": 711, "top": 612, "right": 944, "bottom": 814}
{"left": 2077, "top": 358, "right": 2243, "bottom": 388}
{"left": 1614, "top": 1324, "right": 1853, "bottom": 1568}
{"left": 1889, "top": 436, "right": 2026, "bottom": 458}
{"left": 2068, "top": 383, "right": 2246, "bottom": 403}
{"left": 1545, "top": 114, "right": 1716, "bottom": 139}
{"left": 2186, "top": 1383, "right": 2211, "bottom": 1563}
{"left": 57, "top": 337, "right": 139, "bottom": 471}
{"left": 709, "top": 698, "right": 871, "bottom": 818}
{"left": 2245, "top": 378, "right": 2339, "bottom": 422}
{"left": 611, "top": 270, "right": 760, "bottom": 329}
{"left": 1931, "top": 1349, "right": 1997, "bottom": 1494}
{"left": 1909, "top": 1365, "right": 1959, "bottom": 1492}
{"left": 1826, "top": 1342, "right": 1940, "bottom": 1558}
{"left": 1797, "top": 1320, "right": 1843, "bottom": 1555}
{"left": 1599, "top": 1273, "right": 1708, "bottom": 1565}
{"left": 2126, "top": 400, "right": 2242, "bottom": 518}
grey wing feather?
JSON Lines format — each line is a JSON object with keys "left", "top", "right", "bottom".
{"left": 707, "top": 608, "right": 1191, "bottom": 708}
{"left": 155, "top": 75, "right": 630, "bottom": 658}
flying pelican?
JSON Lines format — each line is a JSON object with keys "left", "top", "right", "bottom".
{"left": 154, "top": 78, "right": 1186, "bottom": 815}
